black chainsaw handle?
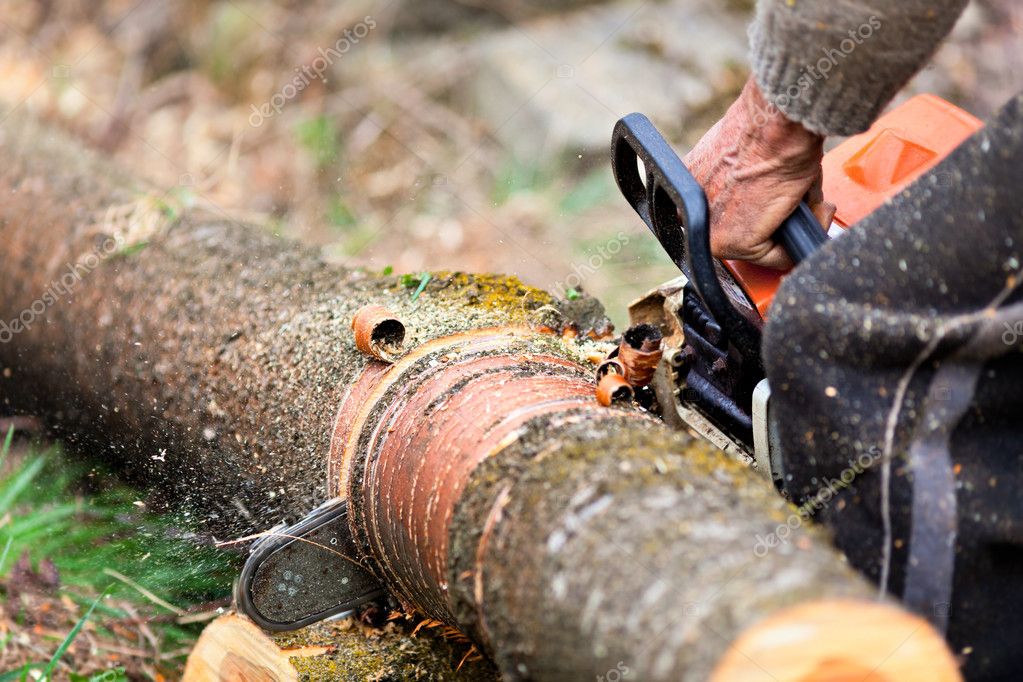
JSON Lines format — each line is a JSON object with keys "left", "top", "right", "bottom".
{"left": 612, "top": 113, "right": 827, "bottom": 268}
{"left": 776, "top": 201, "right": 829, "bottom": 264}
{"left": 612, "top": 113, "right": 826, "bottom": 362}
{"left": 611, "top": 113, "right": 704, "bottom": 269}
{"left": 612, "top": 113, "right": 760, "bottom": 360}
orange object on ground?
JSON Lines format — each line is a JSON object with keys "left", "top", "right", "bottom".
{"left": 725, "top": 94, "right": 984, "bottom": 318}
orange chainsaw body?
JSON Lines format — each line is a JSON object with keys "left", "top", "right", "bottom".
{"left": 723, "top": 94, "right": 984, "bottom": 318}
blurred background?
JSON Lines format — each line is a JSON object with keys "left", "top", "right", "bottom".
{"left": 0, "top": 0, "right": 1019, "bottom": 677}
{"left": 3, "top": 0, "right": 1020, "bottom": 325}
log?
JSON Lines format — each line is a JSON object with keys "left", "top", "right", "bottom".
{"left": 0, "top": 111, "right": 961, "bottom": 680}
{"left": 183, "top": 613, "right": 496, "bottom": 681}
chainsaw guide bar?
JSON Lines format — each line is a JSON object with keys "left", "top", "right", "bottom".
{"left": 236, "top": 498, "right": 386, "bottom": 632}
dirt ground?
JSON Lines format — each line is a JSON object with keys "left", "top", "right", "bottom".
{"left": 1, "top": 0, "right": 1020, "bottom": 325}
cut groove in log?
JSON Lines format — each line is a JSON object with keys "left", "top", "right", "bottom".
{"left": 0, "top": 111, "right": 963, "bottom": 680}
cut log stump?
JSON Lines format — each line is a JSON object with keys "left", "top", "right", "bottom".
{"left": 710, "top": 599, "right": 962, "bottom": 682}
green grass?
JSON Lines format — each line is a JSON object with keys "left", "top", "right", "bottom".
{"left": 491, "top": 157, "right": 551, "bottom": 206}
{"left": 296, "top": 115, "right": 341, "bottom": 169}
{"left": 558, "top": 168, "right": 615, "bottom": 215}
{"left": 41, "top": 588, "right": 112, "bottom": 681}
{"left": 0, "top": 428, "right": 235, "bottom": 678}
{"left": 328, "top": 195, "right": 359, "bottom": 230}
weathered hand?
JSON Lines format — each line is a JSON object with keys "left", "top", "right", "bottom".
{"left": 683, "top": 77, "right": 836, "bottom": 270}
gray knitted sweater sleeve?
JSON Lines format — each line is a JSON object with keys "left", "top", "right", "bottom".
{"left": 749, "top": 0, "right": 968, "bottom": 136}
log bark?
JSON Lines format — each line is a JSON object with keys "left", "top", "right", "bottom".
{"left": 0, "top": 112, "right": 961, "bottom": 680}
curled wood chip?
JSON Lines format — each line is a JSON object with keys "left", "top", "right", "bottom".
{"left": 352, "top": 305, "right": 406, "bottom": 363}
{"left": 596, "top": 373, "right": 634, "bottom": 407}
{"left": 618, "top": 323, "right": 663, "bottom": 388}
{"left": 595, "top": 358, "right": 625, "bottom": 382}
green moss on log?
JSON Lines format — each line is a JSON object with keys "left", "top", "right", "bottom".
{"left": 447, "top": 416, "right": 872, "bottom": 680}
{"left": 272, "top": 619, "right": 497, "bottom": 681}
{"left": 0, "top": 110, "right": 609, "bottom": 534}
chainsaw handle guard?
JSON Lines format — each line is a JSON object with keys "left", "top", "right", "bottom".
{"left": 612, "top": 113, "right": 762, "bottom": 363}
{"left": 611, "top": 113, "right": 701, "bottom": 270}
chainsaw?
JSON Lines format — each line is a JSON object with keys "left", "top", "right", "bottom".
{"left": 615, "top": 94, "right": 983, "bottom": 490}
{"left": 235, "top": 94, "right": 983, "bottom": 630}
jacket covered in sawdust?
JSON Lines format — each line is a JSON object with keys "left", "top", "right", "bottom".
{"left": 753, "top": 2, "right": 1023, "bottom": 679}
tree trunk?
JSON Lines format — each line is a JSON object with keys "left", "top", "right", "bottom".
{"left": 0, "top": 111, "right": 961, "bottom": 680}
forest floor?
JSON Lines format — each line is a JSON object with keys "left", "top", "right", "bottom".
{"left": 2, "top": 0, "right": 1019, "bottom": 325}
{"left": 0, "top": 426, "right": 234, "bottom": 679}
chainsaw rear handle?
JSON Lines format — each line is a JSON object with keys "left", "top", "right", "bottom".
{"left": 776, "top": 202, "right": 829, "bottom": 263}
{"left": 611, "top": 113, "right": 826, "bottom": 335}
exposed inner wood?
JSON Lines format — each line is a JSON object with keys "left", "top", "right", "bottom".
{"left": 710, "top": 599, "right": 963, "bottom": 682}
{"left": 184, "top": 615, "right": 298, "bottom": 682}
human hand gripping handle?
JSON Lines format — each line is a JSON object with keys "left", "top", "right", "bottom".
{"left": 684, "top": 77, "right": 835, "bottom": 269}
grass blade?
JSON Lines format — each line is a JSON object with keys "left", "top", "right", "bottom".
{"left": 0, "top": 426, "right": 13, "bottom": 468}
{"left": 0, "top": 663, "right": 43, "bottom": 682}
{"left": 0, "top": 457, "right": 46, "bottom": 517}
{"left": 40, "top": 586, "right": 111, "bottom": 681}
{"left": 0, "top": 535, "right": 12, "bottom": 575}
{"left": 411, "top": 273, "right": 431, "bottom": 301}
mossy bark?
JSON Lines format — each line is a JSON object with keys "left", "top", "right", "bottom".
{"left": 448, "top": 418, "right": 874, "bottom": 679}
{"left": 0, "top": 110, "right": 569, "bottom": 533}
{"left": 0, "top": 111, "right": 902, "bottom": 681}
